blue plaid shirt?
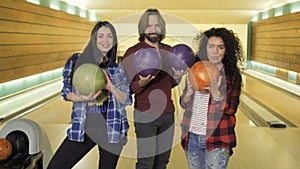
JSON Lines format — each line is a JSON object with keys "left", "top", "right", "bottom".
{"left": 61, "top": 53, "right": 132, "bottom": 143}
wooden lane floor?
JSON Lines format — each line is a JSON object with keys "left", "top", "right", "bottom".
{"left": 22, "top": 101, "right": 300, "bottom": 169}
{"left": 231, "top": 126, "right": 300, "bottom": 169}
{"left": 242, "top": 73, "right": 300, "bottom": 127}
{"left": 2, "top": 72, "right": 298, "bottom": 169}
{"left": 22, "top": 107, "right": 254, "bottom": 169}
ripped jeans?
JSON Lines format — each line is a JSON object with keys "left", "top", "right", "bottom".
{"left": 184, "top": 133, "right": 230, "bottom": 169}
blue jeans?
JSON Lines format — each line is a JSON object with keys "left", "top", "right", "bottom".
{"left": 184, "top": 133, "right": 230, "bottom": 169}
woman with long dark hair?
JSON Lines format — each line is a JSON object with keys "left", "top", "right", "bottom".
{"left": 180, "top": 27, "right": 244, "bottom": 169}
{"left": 47, "top": 21, "right": 132, "bottom": 169}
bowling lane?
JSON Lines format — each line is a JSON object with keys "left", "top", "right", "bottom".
{"left": 2, "top": 70, "right": 299, "bottom": 169}
{"left": 22, "top": 96, "right": 72, "bottom": 124}
{"left": 19, "top": 96, "right": 253, "bottom": 169}
{"left": 242, "top": 72, "right": 300, "bottom": 126}
{"left": 20, "top": 95, "right": 300, "bottom": 169}
{"left": 15, "top": 80, "right": 252, "bottom": 169}
{"left": 230, "top": 127, "right": 300, "bottom": 169}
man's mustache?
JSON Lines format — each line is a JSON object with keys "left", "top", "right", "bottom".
{"left": 147, "top": 33, "right": 160, "bottom": 36}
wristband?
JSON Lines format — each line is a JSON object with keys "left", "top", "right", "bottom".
{"left": 213, "top": 96, "right": 221, "bottom": 101}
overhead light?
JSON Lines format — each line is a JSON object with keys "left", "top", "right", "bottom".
{"left": 274, "top": 10, "right": 283, "bottom": 16}
{"left": 67, "top": 6, "right": 75, "bottom": 15}
{"left": 63, "top": 0, "right": 86, "bottom": 9}
{"left": 89, "top": 11, "right": 98, "bottom": 21}
{"left": 252, "top": 16, "right": 258, "bottom": 22}
{"left": 26, "top": 0, "right": 40, "bottom": 5}
{"left": 262, "top": 13, "right": 269, "bottom": 19}
{"left": 80, "top": 10, "right": 87, "bottom": 18}
{"left": 291, "top": 5, "right": 300, "bottom": 13}
{"left": 50, "top": 1, "right": 60, "bottom": 10}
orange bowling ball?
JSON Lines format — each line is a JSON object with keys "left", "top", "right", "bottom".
{"left": 188, "top": 61, "right": 220, "bottom": 91}
{"left": 0, "top": 138, "right": 13, "bottom": 161}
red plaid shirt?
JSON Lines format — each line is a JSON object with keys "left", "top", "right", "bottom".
{"left": 180, "top": 68, "right": 241, "bottom": 154}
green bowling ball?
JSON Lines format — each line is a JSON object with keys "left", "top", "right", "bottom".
{"left": 73, "top": 63, "right": 107, "bottom": 95}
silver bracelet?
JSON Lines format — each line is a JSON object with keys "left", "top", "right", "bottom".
{"left": 213, "top": 96, "right": 221, "bottom": 101}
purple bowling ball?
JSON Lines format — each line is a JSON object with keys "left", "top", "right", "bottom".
{"left": 169, "top": 44, "right": 194, "bottom": 71}
{"left": 133, "top": 48, "right": 162, "bottom": 77}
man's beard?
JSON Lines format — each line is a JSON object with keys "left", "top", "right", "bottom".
{"left": 144, "top": 33, "right": 161, "bottom": 43}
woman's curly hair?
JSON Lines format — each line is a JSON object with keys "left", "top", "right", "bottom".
{"left": 194, "top": 27, "right": 244, "bottom": 90}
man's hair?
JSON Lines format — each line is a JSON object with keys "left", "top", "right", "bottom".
{"left": 138, "top": 8, "right": 166, "bottom": 42}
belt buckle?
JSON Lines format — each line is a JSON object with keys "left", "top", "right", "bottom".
{"left": 88, "top": 101, "right": 104, "bottom": 106}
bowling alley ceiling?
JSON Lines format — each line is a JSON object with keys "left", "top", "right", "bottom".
{"left": 61, "top": 0, "right": 297, "bottom": 24}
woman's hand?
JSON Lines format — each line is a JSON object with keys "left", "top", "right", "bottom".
{"left": 103, "top": 70, "right": 113, "bottom": 91}
{"left": 186, "top": 75, "right": 195, "bottom": 96}
{"left": 69, "top": 90, "right": 101, "bottom": 102}
{"left": 78, "top": 90, "right": 101, "bottom": 101}
{"left": 103, "top": 69, "right": 128, "bottom": 103}
{"left": 201, "top": 76, "right": 222, "bottom": 100}
{"left": 182, "top": 75, "right": 195, "bottom": 103}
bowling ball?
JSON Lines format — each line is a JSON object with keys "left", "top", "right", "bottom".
{"left": 169, "top": 44, "right": 194, "bottom": 71}
{"left": 188, "top": 61, "right": 220, "bottom": 91}
{"left": 133, "top": 48, "right": 162, "bottom": 77}
{"left": 73, "top": 63, "right": 107, "bottom": 95}
{"left": 0, "top": 138, "right": 12, "bottom": 161}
